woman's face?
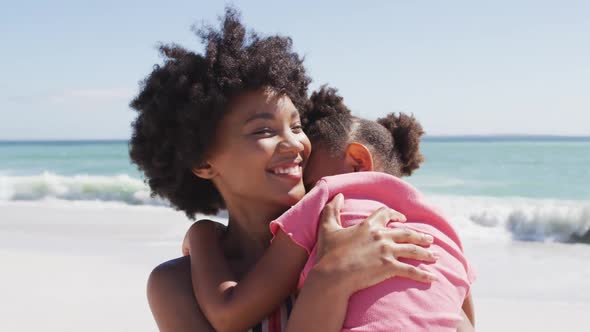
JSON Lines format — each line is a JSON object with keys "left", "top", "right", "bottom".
{"left": 206, "top": 89, "right": 311, "bottom": 210}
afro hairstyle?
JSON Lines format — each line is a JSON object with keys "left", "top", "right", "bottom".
{"left": 129, "top": 7, "right": 311, "bottom": 218}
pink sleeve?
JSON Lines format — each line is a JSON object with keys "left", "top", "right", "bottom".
{"left": 269, "top": 179, "right": 330, "bottom": 254}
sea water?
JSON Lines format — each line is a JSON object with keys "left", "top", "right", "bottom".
{"left": 1, "top": 137, "right": 589, "bottom": 244}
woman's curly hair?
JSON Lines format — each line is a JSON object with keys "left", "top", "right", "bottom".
{"left": 303, "top": 85, "right": 425, "bottom": 176}
{"left": 129, "top": 7, "right": 311, "bottom": 218}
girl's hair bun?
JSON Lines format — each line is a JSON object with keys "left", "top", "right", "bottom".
{"left": 377, "top": 113, "right": 425, "bottom": 176}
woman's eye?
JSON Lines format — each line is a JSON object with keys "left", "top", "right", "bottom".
{"left": 253, "top": 128, "right": 274, "bottom": 136}
{"left": 291, "top": 125, "right": 303, "bottom": 133}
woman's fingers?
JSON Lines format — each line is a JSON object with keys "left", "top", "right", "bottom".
{"left": 387, "top": 227, "right": 434, "bottom": 246}
{"left": 319, "top": 193, "right": 344, "bottom": 233}
{"left": 389, "top": 243, "right": 439, "bottom": 262}
{"left": 314, "top": 203, "right": 440, "bottom": 293}
{"left": 388, "top": 261, "right": 439, "bottom": 283}
{"left": 365, "top": 207, "right": 407, "bottom": 227}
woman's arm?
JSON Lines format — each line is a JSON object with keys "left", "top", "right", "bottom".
{"left": 185, "top": 221, "right": 309, "bottom": 332}
{"left": 286, "top": 194, "right": 439, "bottom": 332}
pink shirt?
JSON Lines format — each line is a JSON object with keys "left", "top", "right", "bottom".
{"left": 270, "top": 172, "right": 475, "bottom": 332}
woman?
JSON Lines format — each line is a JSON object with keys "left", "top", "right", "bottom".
{"left": 130, "top": 8, "right": 450, "bottom": 332}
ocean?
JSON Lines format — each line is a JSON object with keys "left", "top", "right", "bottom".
{"left": 1, "top": 137, "right": 589, "bottom": 244}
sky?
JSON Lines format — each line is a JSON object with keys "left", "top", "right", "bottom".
{"left": 1, "top": 0, "right": 589, "bottom": 140}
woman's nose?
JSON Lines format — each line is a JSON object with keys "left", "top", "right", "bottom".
{"left": 277, "top": 132, "right": 304, "bottom": 154}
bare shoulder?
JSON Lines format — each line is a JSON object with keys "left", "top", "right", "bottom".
{"left": 147, "top": 256, "right": 216, "bottom": 332}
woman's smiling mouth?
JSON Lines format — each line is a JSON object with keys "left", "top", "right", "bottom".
{"left": 268, "top": 161, "right": 303, "bottom": 180}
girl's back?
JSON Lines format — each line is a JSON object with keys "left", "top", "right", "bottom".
{"left": 271, "top": 172, "right": 475, "bottom": 331}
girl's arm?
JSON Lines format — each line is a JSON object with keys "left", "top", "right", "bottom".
{"left": 185, "top": 221, "right": 309, "bottom": 332}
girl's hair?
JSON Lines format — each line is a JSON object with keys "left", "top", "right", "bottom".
{"left": 129, "top": 7, "right": 311, "bottom": 218}
{"left": 302, "top": 85, "right": 425, "bottom": 176}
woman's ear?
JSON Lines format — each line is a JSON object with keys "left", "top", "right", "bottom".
{"left": 344, "top": 142, "right": 374, "bottom": 172}
{"left": 191, "top": 163, "right": 218, "bottom": 179}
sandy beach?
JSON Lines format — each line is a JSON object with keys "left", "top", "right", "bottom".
{"left": 2, "top": 200, "right": 589, "bottom": 332}
{"left": 1, "top": 201, "right": 188, "bottom": 332}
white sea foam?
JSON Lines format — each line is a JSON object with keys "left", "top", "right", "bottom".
{"left": 1, "top": 172, "right": 589, "bottom": 244}
{"left": 0, "top": 172, "right": 166, "bottom": 206}
{"left": 427, "top": 194, "right": 590, "bottom": 244}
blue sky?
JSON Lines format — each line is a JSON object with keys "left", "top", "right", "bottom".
{"left": 1, "top": 0, "right": 588, "bottom": 139}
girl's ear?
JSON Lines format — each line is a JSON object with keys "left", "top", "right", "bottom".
{"left": 344, "top": 142, "right": 374, "bottom": 172}
{"left": 191, "top": 163, "right": 218, "bottom": 179}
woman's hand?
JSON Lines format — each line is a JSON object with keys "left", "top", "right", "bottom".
{"left": 312, "top": 193, "right": 439, "bottom": 295}
{"left": 286, "top": 194, "right": 440, "bottom": 332}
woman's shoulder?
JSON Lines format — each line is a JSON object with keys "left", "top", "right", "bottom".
{"left": 147, "top": 256, "right": 217, "bottom": 332}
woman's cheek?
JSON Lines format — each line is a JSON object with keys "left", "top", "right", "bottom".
{"left": 254, "top": 138, "right": 281, "bottom": 155}
{"left": 300, "top": 133, "right": 312, "bottom": 157}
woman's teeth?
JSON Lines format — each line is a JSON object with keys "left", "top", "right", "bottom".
{"left": 272, "top": 166, "right": 301, "bottom": 175}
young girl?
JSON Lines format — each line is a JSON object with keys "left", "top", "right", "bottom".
{"left": 186, "top": 86, "right": 476, "bottom": 332}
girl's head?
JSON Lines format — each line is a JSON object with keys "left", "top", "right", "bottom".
{"left": 302, "top": 86, "right": 425, "bottom": 189}
{"left": 129, "top": 8, "right": 311, "bottom": 219}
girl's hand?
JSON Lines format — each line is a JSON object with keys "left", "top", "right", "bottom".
{"left": 182, "top": 220, "right": 225, "bottom": 256}
{"left": 312, "top": 194, "right": 439, "bottom": 295}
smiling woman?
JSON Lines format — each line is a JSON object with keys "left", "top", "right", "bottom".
{"left": 128, "top": 7, "right": 310, "bottom": 218}
{"left": 194, "top": 88, "right": 310, "bottom": 210}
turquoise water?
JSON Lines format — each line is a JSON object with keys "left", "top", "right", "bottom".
{"left": 410, "top": 138, "right": 590, "bottom": 200}
{"left": 0, "top": 138, "right": 590, "bottom": 200}
{"left": 1, "top": 138, "right": 588, "bottom": 201}
{"left": 1, "top": 138, "right": 589, "bottom": 243}
{"left": 0, "top": 140, "right": 139, "bottom": 177}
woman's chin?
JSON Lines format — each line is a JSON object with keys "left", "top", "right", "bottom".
{"left": 262, "top": 179, "right": 306, "bottom": 208}
{"left": 283, "top": 183, "right": 306, "bottom": 206}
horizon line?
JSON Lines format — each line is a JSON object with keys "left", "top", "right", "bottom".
{"left": 1, "top": 134, "right": 589, "bottom": 143}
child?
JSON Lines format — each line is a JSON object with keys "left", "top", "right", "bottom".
{"left": 186, "top": 86, "right": 476, "bottom": 332}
